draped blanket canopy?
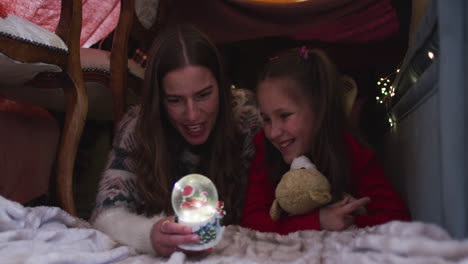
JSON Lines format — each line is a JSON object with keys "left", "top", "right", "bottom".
{"left": 0, "top": 0, "right": 404, "bottom": 48}
{"left": 168, "top": 0, "right": 401, "bottom": 44}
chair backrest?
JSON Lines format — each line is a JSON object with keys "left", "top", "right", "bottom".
{"left": 55, "top": 0, "right": 82, "bottom": 55}
{"left": 0, "top": 0, "right": 81, "bottom": 69}
{"left": 108, "top": 0, "right": 169, "bottom": 124}
{"left": 131, "top": 0, "right": 170, "bottom": 47}
{"left": 108, "top": 0, "right": 135, "bottom": 124}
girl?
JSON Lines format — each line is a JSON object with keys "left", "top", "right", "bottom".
{"left": 241, "top": 47, "right": 410, "bottom": 234}
{"left": 91, "top": 24, "right": 261, "bottom": 256}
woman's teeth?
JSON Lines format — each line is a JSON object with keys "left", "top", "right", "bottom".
{"left": 187, "top": 124, "right": 203, "bottom": 132}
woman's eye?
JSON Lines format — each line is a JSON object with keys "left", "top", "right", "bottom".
{"left": 280, "top": 113, "right": 291, "bottom": 119}
{"left": 197, "top": 91, "right": 211, "bottom": 100}
{"left": 166, "top": 97, "right": 181, "bottom": 104}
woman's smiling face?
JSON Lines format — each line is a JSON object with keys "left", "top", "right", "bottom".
{"left": 162, "top": 65, "right": 219, "bottom": 146}
{"left": 257, "top": 77, "right": 315, "bottom": 164}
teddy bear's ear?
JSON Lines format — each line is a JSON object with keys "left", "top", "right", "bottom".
{"left": 270, "top": 199, "right": 283, "bottom": 221}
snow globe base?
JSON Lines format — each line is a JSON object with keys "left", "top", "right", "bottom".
{"left": 176, "top": 214, "right": 224, "bottom": 251}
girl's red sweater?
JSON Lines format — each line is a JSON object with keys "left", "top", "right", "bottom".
{"left": 240, "top": 130, "right": 411, "bottom": 235}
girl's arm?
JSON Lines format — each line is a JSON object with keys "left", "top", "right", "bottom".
{"left": 353, "top": 155, "right": 411, "bottom": 227}
{"left": 240, "top": 131, "right": 321, "bottom": 235}
{"left": 344, "top": 132, "right": 411, "bottom": 227}
{"left": 240, "top": 169, "right": 321, "bottom": 235}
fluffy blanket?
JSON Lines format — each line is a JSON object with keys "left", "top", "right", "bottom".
{"left": 1, "top": 195, "right": 467, "bottom": 264}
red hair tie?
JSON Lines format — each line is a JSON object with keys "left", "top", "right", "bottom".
{"left": 269, "top": 56, "right": 279, "bottom": 61}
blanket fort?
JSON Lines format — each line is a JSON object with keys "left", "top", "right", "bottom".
{"left": 0, "top": 195, "right": 467, "bottom": 263}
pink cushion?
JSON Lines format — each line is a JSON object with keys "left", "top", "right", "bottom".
{"left": 0, "top": 96, "right": 59, "bottom": 204}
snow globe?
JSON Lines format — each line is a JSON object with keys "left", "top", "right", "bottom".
{"left": 171, "top": 173, "right": 225, "bottom": 250}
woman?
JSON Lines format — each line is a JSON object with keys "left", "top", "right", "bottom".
{"left": 91, "top": 24, "right": 261, "bottom": 256}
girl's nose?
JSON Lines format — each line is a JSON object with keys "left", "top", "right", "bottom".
{"left": 270, "top": 121, "right": 282, "bottom": 139}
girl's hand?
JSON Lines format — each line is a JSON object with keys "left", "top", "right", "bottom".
{"left": 150, "top": 216, "right": 212, "bottom": 257}
{"left": 343, "top": 193, "right": 368, "bottom": 216}
{"left": 319, "top": 196, "right": 370, "bottom": 231}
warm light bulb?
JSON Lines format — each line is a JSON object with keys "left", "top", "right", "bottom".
{"left": 180, "top": 205, "right": 216, "bottom": 223}
{"left": 428, "top": 51, "right": 434, "bottom": 59}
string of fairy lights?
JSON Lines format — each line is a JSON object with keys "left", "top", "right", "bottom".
{"left": 375, "top": 69, "right": 399, "bottom": 105}
{"left": 375, "top": 67, "right": 400, "bottom": 128}
{"left": 376, "top": 50, "right": 435, "bottom": 128}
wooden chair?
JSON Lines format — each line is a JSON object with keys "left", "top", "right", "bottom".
{"left": 51, "top": 0, "right": 168, "bottom": 215}
{"left": 0, "top": 0, "right": 87, "bottom": 215}
{"left": 66, "top": 0, "right": 168, "bottom": 217}
{"left": 1, "top": 0, "right": 168, "bottom": 216}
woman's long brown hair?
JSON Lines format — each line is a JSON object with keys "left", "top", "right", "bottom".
{"left": 132, "top": 24, "right": 243, "bottom": 224}
{"left": 259, "top": 48, "right": 351, "bottom": 200}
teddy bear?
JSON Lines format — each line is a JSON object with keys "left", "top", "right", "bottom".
{"left": 270, "top": 156, "right": 332, "bottom": 221}
{"left": 270, "top": 156, "right": 367, "bottom": 221}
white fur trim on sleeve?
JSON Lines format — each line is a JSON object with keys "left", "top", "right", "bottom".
{"left": 91, "top": 207, "right": 166, "bottom": 254}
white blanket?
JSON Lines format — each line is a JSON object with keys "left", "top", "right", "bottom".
{"left": 1, "top": 195, "right": 467, "bottom": 264}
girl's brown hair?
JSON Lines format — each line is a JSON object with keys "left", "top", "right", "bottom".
{"left": 133, "top": 24, "right": 243, "bottom": 224}
{"left": 259, "top": 48, "right": 350, "bottom": 200}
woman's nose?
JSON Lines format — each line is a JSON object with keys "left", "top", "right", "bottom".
{"left": 185, "top": 100, "right": 199, "bottom": 121}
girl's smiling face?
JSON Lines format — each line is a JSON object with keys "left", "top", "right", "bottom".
{"left": 162, "top": 65, "right": 219, "bottom": 146}
{"left": 257, "top": 77, "right": 315, "bottom": 164}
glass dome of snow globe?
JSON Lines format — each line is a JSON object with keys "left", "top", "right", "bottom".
{"left": 172, "top": 174, "right": 219, "bottom": 223}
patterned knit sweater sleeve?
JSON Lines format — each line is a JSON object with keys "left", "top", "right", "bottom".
{"left": 90, "top": 105, "right": 166, "bottom": 255}
{"left": 91, "top": 105, "right": 142, "bottom": 219}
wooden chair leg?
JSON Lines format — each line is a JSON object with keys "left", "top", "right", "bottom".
{"left": 111, "top": 81, "right": 125, "bottom": 132}
{"left": 109, "top": 0, "right": 133, "bottom": 131}
{"left": 56, "top": 71, "right": 88, "bottom": 216}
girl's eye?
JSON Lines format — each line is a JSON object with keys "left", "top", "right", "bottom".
{"left": 280, "top": 113, "right": 291, "bottom": 119}
{"left": 262, "top": 116, "right": 271, "bottom": 123}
